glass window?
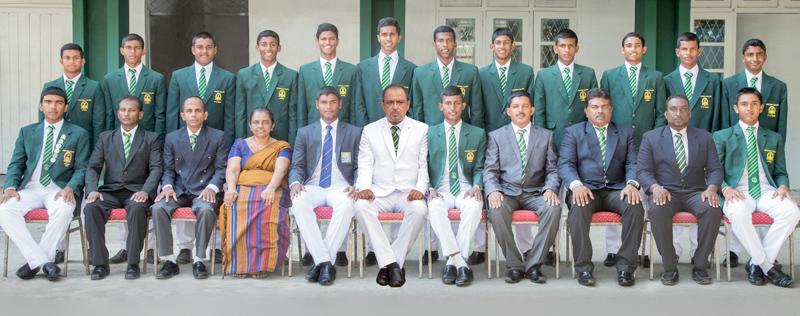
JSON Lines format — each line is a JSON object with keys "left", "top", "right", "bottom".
{"left": 539, "top": 18, "right": 570, "bottom": 68}
{"left": 446, "top": 18, "right": 477, "bottom": 64}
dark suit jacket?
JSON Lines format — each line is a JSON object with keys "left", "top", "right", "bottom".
{"left": 288, "top": 120, "right": 361, "bottom": 186}
{"left": 664, "top": 67, "right": 722, "bottom": 132}
{"left": 636, "top": 126, "right": 722, "bottom": 193}
{"left": 85, "top": 127, "right": 163, "bottom": 198}
{"left": 484, "top": 124, "right": 560, "bottom": 196}
{"left": 161, "top": 126, "right": 228, "bottom": 197}
{"left": 167, "top": 64, "right": 236, "bottom": 145}
{"left": 41, "top": 75, "right": 106, "bottom": 145}
{"left": 101, "top": 66, "right": 167, "bottom": 139}
{"left": 558, "top": 122, "right": 637, "bottom": 191}
{"left": 354, "top": 54, "right": 416, "bottom": 127}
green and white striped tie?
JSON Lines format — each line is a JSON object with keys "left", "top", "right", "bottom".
{"left": 750, "top": 76, "right": 758, "bottom": 89}
{"left": 596, "top": 127, "right": 607, "bottom": 164}
{"left": 263, "top": 69, "right": 271, "bottom": 92}
{"left": 563, "top": 67, "right": 573, "bottom": 94}
{"left": 65, "top": 79, "right": 74, "bottom": 104}
{"left": 518, "top": 129, "right": 527, "bottom": 181}
{"left": 674, "top": 132, "right": 687, "bottom": 173}
{"left": 745, "top": 126, "right": 761, "bottom": 199}
{"left": 390, "top": 125, "right": 399, "bottom": 154}
{"left": 198, "top": 67, "right": 207, "bottom": 99}
{"left": 683, "top": 72, "right": 694, "bottom": 101}
{"left": 123, "top": 131, "right": 132, "bottom": 159}
{"left": 39, "top": 125, "right": 55, "bottom": 186}
{"left": 381, "top": 56, "right": 391, "bottom": 90}
{"left": 441, "top": 65, "right": 450, "bottom": 88}
{"left": 324, "top": 61, "right": 333, "bottom": 86}
{"left": 628, "top": 66, "right": 638, "bottom": 100}
{"left": 128, "top": 68, "right": 137, "bottom": 95}
{"left": 447, "top": 126, "right": 460, "bottom": 196}
{"left": 190, "top": 134, "right": 197, "bottom": 151}
{"left": 499, "top": 66, "right": 508, "bottom": 94}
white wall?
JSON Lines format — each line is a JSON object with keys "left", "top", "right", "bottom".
{"left": 404, "top": 0, "right": 438, "bottom": 65}
{"left": 577, "top": 0, "right": 635, "bottom": 74}
{"left": 0, "top": 0, "right": 72, "bottom": 173}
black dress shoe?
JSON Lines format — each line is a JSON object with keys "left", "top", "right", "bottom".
{"left": 660, "top": 271, "right": 679, "bottom": 286}
{"left": 692, "top": 269, "right": 712, "bottom": 285}
{"left": 722, "top": 251, "right": 739, "bottom": 268}
{"left": 334, "top": 251, "right": 348, "bottom": 267}
{"left": 422, "top": 250, "right": 439, "bottom": 265}
{"left": 125, "top": 264, "right": 140, "bottom": 280}
{"left": 745, "top": 261, "right": 766, "bottom": 286}
{"left": 441, "top": 264, "right": 457, "bottom": 285}
{"left": 109, "top": 249, "right": 128, "bottom": 264}
{"left": 305, "top": 264, "right": 320, "bottom": 282}
{"left": 376, "top": 267, "right": 390, "bottom": 286}
{"left": 156, "top": 261, "right": 179, "bottom": 279}
{"left": 765, "top": 267, "right": 793, "bottom": 288}
{"left": 301, "top": 252, "right": 313, "bottom": 266}
{"left": 387, "top": 263, "right": 406, "bottom": 287}
{"left": 641, "top": 255, "right": 651, "bottom": 268}
{"left": 455, "top": 266, "right": 473, "bottom": 287}
{"left": 526, "top": 266, "right": 546, "bottom": 284}
{"left": 193, "top": 262, "right": 209, "bottom": 279}
{"left": 603, "top": 253, "right": 618, "bottom": 267}
{"left": 176, "top": 249, "right": 192, "bottom": 264}
{"left": 690, "top": 257, "right": 712, "bottom": 269}
{"left": 543, "top": 251, "right": 555, "bottom": 266}
{"left": 577, "top": 271, "right": 595, "bottom": 286}
{"left": 91, "top": 265, "right": 110, "bottom": 280}
{"left": 504, "top": 268, "right": 525, "bottom": 283}
{"left": 214, "top": 249, "right": 223, "bottom": 264}
{"left": 16, "top": 264, "right": 40, "bottom": 280}
{"left": 147, "top": 249, "right": 156, "bottom": 264}
{"left": 364, "top": 252, "right": 378, "bottom": 267}
{"left": 617, "top": 270, "right": 634, "bottom": 287}
{"left": 318, "top": 262, "right": 336, "bottom": 286}
{"left": 42, "top": 262, "right": 61, "bottom": 281}
{"left": 54, "top": 250, "right": 65, "bottom": 264}
{"left": 467, "top": 251, "right": 486, "bottom": 265}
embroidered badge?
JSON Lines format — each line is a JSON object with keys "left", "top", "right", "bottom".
{"left": 465, "top": 150, "right": 476, "bottom": 163}
{"left": 457, "top": 85, "right": 468, "bottom": 96}
{"left": 338, "top": 85, "right": 348, "bottom": 97}
{"left": 341, "top": 151, "right": 352, "bottom": 163}
{"left": 62, "top": 150, "right": 74, "bottom": 167}
{"left": 579, "top": 89, "right": 588, "bottom": 102}
{"left": 643, "top": 89, "right": 654, "bottom": 102}
{"left": 143, "top": 92, "right": 153, "bottom": 105}
{"left": 700, "top": 96, "right": 710, "bottom": 109}
{"left": 765, "top": 149, "right": 776, "bottom": 164}
{"left": 277, "top": 88, "right": 288, "bottom": 100}
{"left": 214, "top": 90, "right": 224, "bottom": 104}
{"left": 766, "top": 104, "right": 778, "bottom": 118}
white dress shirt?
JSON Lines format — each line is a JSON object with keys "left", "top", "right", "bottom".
{"left": 194, "top": 61, "right": 213, "bottom": 86}
{"left": 377, "top": 50, "right": 399, "bottom": 83}
{"left": 745, "top": 70, "right": 764, "bottom": 92}
{"left": 437, "top": 58, "right": 455, "bottom": 84}
{"left": 624, "top": 61, "right": 642, "bottom": 83}
{"left": 679, "top": 64, "right": 699, "bottom": 91}
{"left": 259, "top": 61, "right": 277, "bottom": 81}
{"left": 557, "top": 60, "right": 575, "bottom": 81}
{"left": 320, "top": 57, "right": 338, "bottom": 77}
{"left": 124, "top": 63, "right": 144, "bottom": 89}
{"left": 437, "top": 120, "right": 471, "bottom": 194}
{"left": 63, "top": 73, "right": 82, "bottom": 88}
{"left": 305, "top": 119, "right": 348, "bottom": 189}
{"left": 734, "top": 121, "right": 773, "bottom": 193}
{"left": 495, "top": 60, "right": 511, "bottom": 81}
{"left": 26, "top": 119, "right": 65, "bottom": 190}
{"left": 670, "top": 127, "right": 689, "bottom": 166}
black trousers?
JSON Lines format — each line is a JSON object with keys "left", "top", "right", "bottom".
{"left": 84, "top": 189, "right": 152, "bottom": 266}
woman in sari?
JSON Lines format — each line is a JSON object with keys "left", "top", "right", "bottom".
{"left": 220, "top": 108, "right": 291, "bottom": 278}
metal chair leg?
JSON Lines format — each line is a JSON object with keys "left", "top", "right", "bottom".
{"left": 725, "top": 222, "right": 731, "bottom": 282}
{"left": 567, "top": 225, "right": 574, "bottom": 278}
{"left": 554, "top": 223, "right": 560, "bottom": 280}
{"left": 417, "top": 227, "right": 423, "bottom": 279}
{"left": 789, "top": 231, "right": 794, "bottom": 280}
{"left": 427, "top": 220, "right": 432, "bottom": 279}
{"left": 359, "top": 226, "right": 364, "bottom": 278}
{"left": 211, "top": 226, "right": 217, "bottom": 276}
{"left": 485, "top": 221, "right": 491, "bottom": 279}
{"left": 143, "top": 232, "right": 148, "bottom": 274}
{"left": 346, "top": 220, "right": 353, "bottom": 278}
{"left": 153, "top": 223, "right": 158, "bottom": 276}
{"left": 63, "top": 222, "right": 70, "bottom": 277}
{"left": 494, "top": 225, "right": 500, "bottom": 279}
{"left": 4, "top": 231, "right": 9, "bottom": 277}
{"left": 79, "top": 219, "right": 89, "bottom": 275}
{"left": 649, "top": 229, "right": 654, "bottom": 280}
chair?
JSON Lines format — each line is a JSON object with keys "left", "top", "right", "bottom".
{"left": 290, "top": 206, "right": 356, "bottom": 278}
{"left": 647, "top": 212, "right": 721, "bottom": 280}
{"left": 424, "top": 209, "right": 490, "bottom": 279}
{"left": 722, "top": 212, "right": 795, "bottom": 281}
{"left": 564, "top": 211, "right": 647, "bottom": 278}
{"left": 152, "top": 207, "right": 218, "bottom": 276}
{"left": 489, "top": 210, "right": 560, "bottom": 279}
{"left": 2, "top": 209, "right": 87, "bottom": 277}
{"left": 356, "top": 212, "right": 427, "bottom": 278}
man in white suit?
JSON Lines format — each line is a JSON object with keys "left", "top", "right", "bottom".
{"left": 355, "top": 84, "right": 429, "bottom": 288}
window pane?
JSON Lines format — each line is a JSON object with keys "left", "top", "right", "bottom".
{"left": 541, "top": 18, "right": 569, "bottom": 41}
{"left": 541, "top": 45, "right": 556, "bottom": 68}
{"left": 446, "top": 18, "right": 476, "bottom": 64}
{"left": 494, "top": 18, "right": 523, "bottom": 42}
{"left": 698, "top": 46, "right": 725, "bottom": 69}
{"left": 694, "top": 19, "right": 725, "bottom": 43}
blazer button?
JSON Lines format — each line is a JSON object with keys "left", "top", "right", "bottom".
{"left": 178, "top": 170, "right": 181, "bottom": 173}
{"left": 123, "top": 172, "right": 128, "bottom": 176}
{"left": 632, "top": 113, "right": 636, "bottom": 118}
{"left": 200, "top": 180, "right": 204, "bottom": 183}
{"left": 632, "top": 125, "right": 636, "bottom": 129}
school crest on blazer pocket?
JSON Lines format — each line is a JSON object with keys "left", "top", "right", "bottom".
{"left": 340, "top": 151, "right": 352, "bottom": 164}
{"left": 62, "top": 150, "right": 74, "bottom": 167}
{"left": 700, "top": 95, "right": 711, "bottom": 109}
{"left": 142, "top": 92, "right": 154, "bottom": 105}
{"left": 465, "top": 150, "right": 476, "bottom": 163}
{"left": 766, "top": 104, "right": 778, "bottom": 118}
{"left": 578, "top": 89, "right": 588, "bottom": 102}
{"left": 214, "top": 90, "right": 224, "bottom": 104}
{"left": 277, "top": 87, "right": 289, "bottom": 101}
{"left": 338, "top": 85, "right": 349, "bottom": 97}
{"left": 643, "top": 89, "right": 654, "bottom": 102}
{"left": 764, "top": 149, "right": 776, "bottom": 164}
{"left": 79, "top": 99, "right": 91, "bottom": 112}
{"left": 457, "top": 85, "right": 468, "bottom": 96}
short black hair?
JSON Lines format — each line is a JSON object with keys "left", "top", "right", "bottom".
{"left": 181, "top": 96, "right": 206, "bottom": 112}
{"left": 316, "top": 86, "right": 340, "bottom": 101}
{"left": 376, "top": 17, "right": 401, "bottom": 35}
{"left": 120, "top": 33, "right": 145, "bottom": 48}
{"left": 735, "top": 87, "right": 763, "bottom": 105}
{"left": 192, "top": 31, "right": 216, "bottom": 46}
{"left": 621, "top": 32, "right": 645, "bottom": 47}
{"left": 382, "top": 84, "right": 409, "bottom": 100}
{"left": 60, "top": 43, "right": 84, "bottom": 58}
{"left": 249, "top": 108, "right": 274, "bottom": 123}
{"left": 676, "top": 32, "right": 700, "bottom": 48}
{"left": 741, "top": 38, "right": 766, "bottom": 54}
{"left": 316, "top": 23, "right": 339, "bottom": 39}
{"left": 40, "top": 86, "right": 67, "bottom": 103}
{"left": 507, "top": 91, "right": 533, "bottom": 108}
{"left": 433, "top": 25, "right": 456, "bottom": 41}
{"left": 666, "top": 94, "right": 689, "bottom": 106}
{"left": 120, "top": 95, "right": 143, "bottom": 111}
{"left": 555, "top": 28, "right": 578, "bottom": 45}
{"left": 586, "top": 88, "right": 611, "bottom": 105}
{"left": 256, "top": 30, "right": 280, "bottom": 45}
{"left": 491, "top": 28, "right": 514, "bottom": 42}
{"left": 440, "top": 85, "right": 463, "bottom": 102}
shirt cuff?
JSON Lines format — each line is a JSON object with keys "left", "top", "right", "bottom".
{"left": 161, "top": 184, "right": 173, "bottom": 191}
{"left": 206, "top": 184, "right": 219, "bottom": 193}
{"left": 626, "top": 180, "right": 640, "bottom": 189}
{"left": 569, "top": 180, "right": 583, "bottom": 191}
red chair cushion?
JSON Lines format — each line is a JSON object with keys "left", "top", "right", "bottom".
{"left": 722, "top": 212, "right": 774, "bottom": 225}
{"left": 378, "top": 212, "right": 405, "bottom": 221}
{"left": 511, "top": 210, "right": 539, "bottom": 223}
{"left": 314, "top": 207, "right": 333, "bottom": 220}
{"left": 672, "top": 212, "right": 698, "bottom": 223}
{"left": 592, "top": 211, "right": 622, "bottom": 223}
{"left": 173, "top": 207, "right": 196, "bottom": 220}
{"left": 24, "top": 209, "right": 49, "bottom": 221}
{"left": 109, "top": 208, "right": 127, "bottom": 221}
{"left": 447, "top": 209, "right": 489, "bottom": 221}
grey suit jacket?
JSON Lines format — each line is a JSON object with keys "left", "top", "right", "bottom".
{"left": 483, "top": 123, "right": 560, "bottom": 196}
{"left": 289, "top": 120, "right": 362, "bottom": 186}
{"left": 161, "top": 126, "right": 229, "bottom": 197}
{"left": 636, "top": 126, "right": 723, "bottom": 193}
{"left": 85, "top": 127, "right": 163, "bottom": 198}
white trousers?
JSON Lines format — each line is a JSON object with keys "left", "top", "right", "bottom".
{"left": 0, "top": 187, "right": 74, "bottom": 268}
{"left": 428, "top": 191, "right": 482, "bottom": 259}
{"left": 291, "top": 185, "right": 355, "bottom": 265}
{"left": 729, "top": 226, "right": 768, "bottom": 255}
{"left": 724, "top": 189, "right": 800, "bottom": 272}
{"left": 354, "top": 191, "right": 427, "bottom": 268}
{"left": 174, "top": 222, "right": 222, "bottom": 251}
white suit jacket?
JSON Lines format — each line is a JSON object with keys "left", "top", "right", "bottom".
{"left": 355, "top": 116, "right": 429, "bottom": 197}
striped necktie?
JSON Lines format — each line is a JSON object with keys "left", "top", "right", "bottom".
{"left": 683, "top": 71, "right": 694, "bottom": 101}
{"left": 128, "top": 68, "right": 137, "bottom": 95}
{"left": 447, "top": 125, "right": 460, "bottom": 196}
{"left": 381, "top": 56, "right": 391, "bottom": 90}
{"left": 441, "top": 65, "right": 450, "bottom": 88}
{"left": 745, "top": 126, "right": 761, "bottom": 199}
{"left": 319, "top": 125, "right": 333, "bottom": 188}
{"left": 324, "top": 61, "right": 333, "bottom": 86}
{"left": 499, "top": 66, "right": 508, "bottom": 94}
{"left": 65, "top": 79, "right": 74, "bottom": 104}
{"left": 518, "top": 129, "right": 527, "bottom": 181}
{"left": 198, "top": 67, "right": 207, "bottom": 100}
{"left": 189, "top": 134, "right": 197, "bottom": 151}
{"left": 596, "top": 127, "right": 607, "bottom": 164}
{"left": 390, "top": 125, "right": 399, "bottom": 154}
{"left": 628, "top": 66, "right": 638, "bottom": 100}
{"left": 750, "top": 76, "right": 758, "bottom": 89}
{"left": 39, "top": 125, "right": 55, "bottom": 186}
{"left": 263, "top": 69, "right": 271, "bottom": 91}
{"left": 563, "top": 67, "right": 573, "bottom": 94}
{"left": 123, "top": 131, "right": 132, "bottom": 159}
{"left": 674, "top": 132, "right": 687, "bottom": 173}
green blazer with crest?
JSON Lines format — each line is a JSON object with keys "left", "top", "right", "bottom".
{"left": 234, "top": 62, "right": 298, "bottom": 143}
{"left": 713, "top": 124, "right": 788, "bottom": 192}
{"left": 167, "top": 64, "right": 236, "bottom": 145}
{"left": 41, "top": 75, "right": 105, "bottom": 145}
{"left": 479, "top": 61, "right": 535, "bottom": 133}
{"left": 721, "top": 71, "right": 788, "bottom": 140}
{"left": 411, "top": 60, "right": 484, "bottom": 128}
{"left": 297, "top": 59, "right": 359, "bottom": 127}
{"left": 533, "top": 63, "right": 598, "bottom": 146}
{"left": 427, "top": 122, "right": 486, "bottom": 189}
{"left": 664, "top": 66, "right": 722, "bottom": 132}
{"left": 101, "top": 66, "right": 167, "bottom": 139}
{"left": 354, "top": 54, "right": 416, "bottom": 127}
{"left": 600, "top": 64, "right": 666, "bottom": 144}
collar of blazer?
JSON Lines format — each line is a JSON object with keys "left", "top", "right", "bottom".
{"left": 617, "top": 64, "right": 648, "bottom": 108}
{"left": 254, "top": 62, "right": 284, "bottom": 104}
{"left": 194, "top": 64, "right": 222, "bottom": 105}
{"left": 64, "top": 75, "right": 88, "bottom": 109}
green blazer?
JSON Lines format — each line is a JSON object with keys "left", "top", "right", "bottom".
{"left": 533, "top": 63, "right": 598, "bottom": 146}
{"left": 411, "top": 60, "right": 484, "bottom": 128}
{"left": 101, "top": 66, "right": 167, "bottom": 138}
{"left": 664, "top": 67, "right": 722, "bottom": 132}
{"left": 355, "top": 55, "right": 416, "bottom": 127}
{"left": 721, "top": 71, "right": 788, "bottom": 140}
{"left": 3, "top": 122, "right": 90, "bottom": 195}
{"left": 167, "top": 64, "right": 236, "bottom": 145}
{"left": 427, "top": 122, "right": 486, "bottom": 189}
{"left": 234, "top": 62, "right": 299, "bottom": 143}
{"left": 600, "top": 64, "right": 666, "bottom": 144}
{"left": 713, "top": 124, "right": 788, "bottom": 191}
{"left": 41, "top": 75, "right": 105, "bottom": 145}
{"left": 479, "top": 61, "right": 534, "bottom": 133}
{"left": 297, "top": 59, "right": 359, "bottom": 127}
